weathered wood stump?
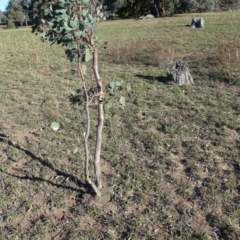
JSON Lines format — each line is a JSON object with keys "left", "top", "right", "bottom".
{"left": 167, "top": 60, "right": 194, "bottom": 86}
{"left": 190, "top": 17, "right": 204, "bottom": 28}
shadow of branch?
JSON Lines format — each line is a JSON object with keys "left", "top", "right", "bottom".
{"left": 0, "top": 168, "right": 85, "bottom": 193}
{"left": 0, "top": 136, "right": 94, "bottom": 196}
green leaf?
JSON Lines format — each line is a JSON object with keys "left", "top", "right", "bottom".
{"left": 73, "top": 147, "right": 79, "bottom": 154}
{"left": 82, "top": 9, "right": 88, "bottom": 17}
{"left": 109, "top": 89, "right": 114, "bottom": 96}
{"left": 82, "top": 30, "right": 86, "bottom": 38}
{"left": 63, "top": 22, "right": 73, "bottom": 31}
{"left": 68, "top": 43, "right": 78, "bottom": 49}
{"left": 59, "top": 1, "right": 65, "bottom": 8}
{"left": 56, "top": 13, "right": 69, "bottom": 22}
{"left": 61, "top": 34, "right": 72, "bottom": 41}
{"left": 119, "top": 96, "right": 125, "bottom": 106}
{"left": 84, "top": 21, "right": 91, "bottom": 29}
{"left": 88, "top": 14, "right": 93, "bottom": 20}
{"left": 71, "top": 90, "right": 76, "bottom": 96}
{"left": 58, "top": 3, "right": 64, "bottom": 8}
{"left": 81, "top": 0, "right": 90, "bottom": 4}
{"left": 84, "top": 48, "right": 92, "bottom": 62}
{"left": 69, "top": 20, "right": 78, "bottom": 29}
{"left": 92, "top": 17, "right": 97, "bottom": 24}
{"left": 61, "top": 13, "right": 70, "bottom": 22}
{"left": 126, "top": 84, "right": 131, "bottom": 92}
{"left": 115, "top": 81, "right": 121, "bottom": 87}
{"left": 71, "top": 70, "right": 75, "bottom": 75}
{"left": 56, "top": 9, "right": 67, "bottom": 14}
{"left": 44, "top": 8, "right": 51, "bottom": 16}
{"left": 75, "top": 30, "right": 82, "bottom": 37}
{"left": 104, "top": 101, "right": 112, "bottom": 114}
{"left": 51, "top": 122, "right": 60, "bottom": 131}
{"left": 40, "top": 32, "right": 46, "bottom": 42}
{"left": 109, "top": 81, "right": 115, "bottom": 89}
{"left": 82, "top": 65, "right": 87, "bottom": 74}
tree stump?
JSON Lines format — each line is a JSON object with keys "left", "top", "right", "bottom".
{"left": 167, "top": 61, "right": 194, "bottom": 86}
{"left": 190, "top": 17, "right": 204, "bottom": 28}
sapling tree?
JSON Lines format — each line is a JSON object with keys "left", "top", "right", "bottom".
{"left": 32, "top": 0, "right": 108, "bottom": 196}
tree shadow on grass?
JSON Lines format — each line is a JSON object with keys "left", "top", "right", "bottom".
{"left": 0, "top": 135, "right": 95, "bottom": 197}
{"left": 136, "top": 74, "right": 169, "bottom": 84}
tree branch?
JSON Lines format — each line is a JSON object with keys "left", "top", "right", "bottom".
{"left": 78, "top": 61, "right": 101, "bottom": 197}
{"left": 92, "top": 39, "right": 104, "bottom": 189}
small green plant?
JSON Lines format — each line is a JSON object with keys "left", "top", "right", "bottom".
{"left": 32, "top": 0, "right": 108, "bottom": 196}
{"left": 104, "top": 80, "right": 131, "bottom": 113}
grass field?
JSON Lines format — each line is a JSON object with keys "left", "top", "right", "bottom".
{"left": 0, "top": 11, "right": 240, "bottom": 239}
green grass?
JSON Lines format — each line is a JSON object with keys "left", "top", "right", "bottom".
{"left": 0, "top": 12, "right": 240, "bottom": 239}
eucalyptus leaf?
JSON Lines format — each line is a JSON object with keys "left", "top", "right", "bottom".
{"left": 69, "top": 43, "right": 78, "bottom": 49}
{"left": 109, "top": 81, "right": 115, "bottom": 89}
{"left": 69, "top": 20, "right": 78, "bottom": 29}
{"left": 59, "top": 2, "right": 65, "bottom": 8}
{"left": 61, "top": 14, "right": 70, "bottom": 22}
{"left": 119, "top": 96, "right": 126, "bottom": 106}
{"left": 73, "top": 147, "right": 79, "bottom": 154}
{"left": 82, "top": 30, "right": 86, "bottom": 38}
{"left": 82, "top": 65, "right": 87, "bottom": 74}
{"left": 92, "top": 17, "right": 97, "bottom": 24}
{"left": 51, "top": 122, "right": 60, "bottom": 131}
{"left": 44, "top": 8, "right": 51, "bottom": 16}
{"left": 115, "top": 81, "right": 121, "bottom": 87}
{"left": 126, "top": 84, "right": 131, "bottom": 92}
{"left": 56, "top": 9, "right": 67, "bottom": 14}
{"left": 104, "top": 101, "right": 112, "bottom": 113}
{"left": 88, "top": 14, "right": 93, "bottom": 20}
{"left": 63, "top": 22, "right": 73, "bottom": 31}
{"left": 82, "top": 9, "right": 88, "bottom": 17}
{"left": 109, "top": 89, "right": 114, "bottom": 96}
{"left": 84, "top": 21, "right": 91, "bottom": 29}
{"left": 81, "top": 0, "right": 90, "bottom": 4}
{"left": 40, "top": 32, "right": 46, "bottom": 39}
{"left": 84, "top": 49, "right": 92, "bottom": 62}
{"left": 75, "top": 30, "right": 83, "bottom": 37}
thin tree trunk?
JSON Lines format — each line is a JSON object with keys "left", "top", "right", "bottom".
{"left": 78, "top": 61, "right": 101, "bottom": 197}
{"left": 92, "top": 40, "right": 104, "bottom": 189}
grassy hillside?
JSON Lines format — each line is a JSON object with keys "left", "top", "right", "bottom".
{"left": 0, "top": 12, "right": 240, "bottom": 239}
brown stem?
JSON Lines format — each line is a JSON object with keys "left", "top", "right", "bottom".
{"left": 78, "top": 61, "right": 101, "bottom": 197}
{"left": 92, "top": 39, "right": 104, "bottom": 189}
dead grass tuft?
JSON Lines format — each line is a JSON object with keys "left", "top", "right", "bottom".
{"left": 107, "top": 38, "right": 175, "bottom": 67}
{"left": 213, "top": 39, "right": 240, "bottom": 81}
